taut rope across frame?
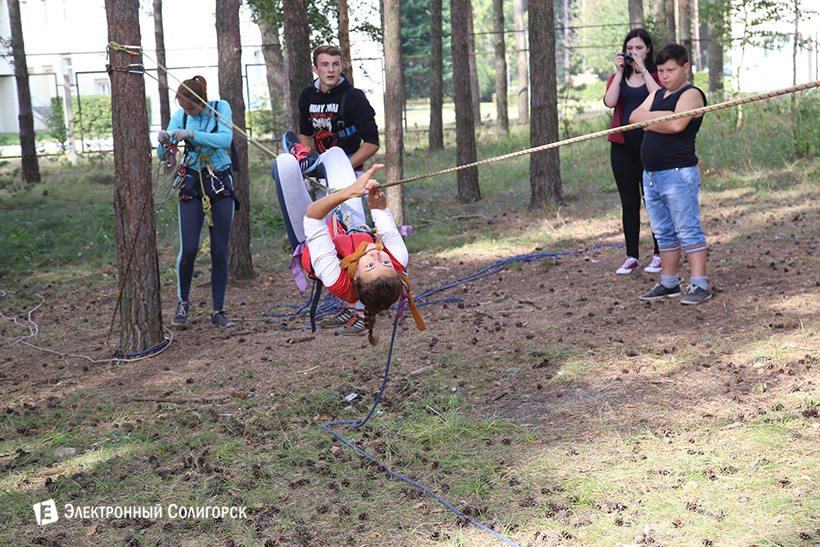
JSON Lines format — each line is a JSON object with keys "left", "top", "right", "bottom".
{"left": 378, "top": 80, "right": 820, "bottom": 189}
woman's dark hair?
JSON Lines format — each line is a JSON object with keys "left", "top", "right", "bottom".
{"left": 622, "top": 28, "right": 656, "bottom": 78}
{"left": 176, "top": 75, "right": 207, "bottom": 104}
{"left": 352, "top": 274, "right": 403, "bottom": 346}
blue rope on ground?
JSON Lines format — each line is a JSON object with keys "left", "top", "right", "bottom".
{"left": 115, "top": 337, "right": 171, "bottom": 358}
{"left": 322, "top": 310, "right": 523, "bottom": 547}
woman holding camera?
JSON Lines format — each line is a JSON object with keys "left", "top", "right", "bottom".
{"left": 604, "top": 28, "right": 662, "bottom": 275}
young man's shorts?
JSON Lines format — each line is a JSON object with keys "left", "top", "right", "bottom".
{"left": 642, "top": 166, "right": 707, "bottom": 254}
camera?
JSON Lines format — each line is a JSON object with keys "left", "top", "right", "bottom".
{"left": 622, "top": 52, "right": 634, "bottom": 64}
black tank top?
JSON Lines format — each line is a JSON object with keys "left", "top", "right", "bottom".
{"left": 640, "top": 84, "right": 706, "bottom": 171}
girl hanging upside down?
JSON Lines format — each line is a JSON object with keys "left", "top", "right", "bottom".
{"left": 272, "top": 147, "right": 424, "bottom": 345}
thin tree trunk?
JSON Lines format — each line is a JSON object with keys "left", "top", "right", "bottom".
{"left": 63, "top": 74, "right": 77, "bottom": 164}
{"left": 216, "top": 0, "right": 255, "bottom": 280}
{"left": 338, "top": 0, "right": 354, "bottom": 83}
{"left": 258, "top": 18, "right": 287, "bottom": 117}
{"left": 791, "top": 0, "right": 798, "bottom": 155}
{"left": 628, "top": 0, "right": 644, "bottom": 28}
{"left": 528, "top": 0, "right": 562, "bottom": 207}
{"left": 7, "top": 0, "right": 40, "bottom": 183}
{"left": 467, "top": 0, "right": 481, "bottom": 122}
{"left": 563, "top": 0, "right": 571, "bottom": 85}
{"left": 451, "top": 0, "right": 480, "bottom": 202}
{"left": 679, "top": 0, "right": 693, "bottom": 79}
{"left": 105, "top": 0, "right": 164, "bottom": 352}
{"left": 706, "top": 0, "right": 724, "bottom": 99}
{"left": 383, "top": 0, "right": 404, "bottom": 223}
{"left": 493, "top": 0, "right": 509, "bottom": 135}
{"left": 514, "top": 0, "right": 529, "bottom": 124}
{"left": 666, "top": 0, "right": 677, "bottom": 44}
{"left": 429, "top": 0, "right": 444, "bottom": 150}
{"left": 283, "top": 0, "right": 313, "bottom": 130}
{"left": 692, "top": 0, "right": 700, "bottom": 70}
{"left": 153, "top": 0, "right": 171, "bottom": 129}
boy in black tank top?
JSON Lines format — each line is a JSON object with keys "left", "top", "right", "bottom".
{"left": 629, "top": 43, "right": 712, "bottom": 305}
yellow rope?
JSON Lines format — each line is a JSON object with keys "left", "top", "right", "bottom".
{"left": 197, "top": 154, "right": 213, "bottom": 227}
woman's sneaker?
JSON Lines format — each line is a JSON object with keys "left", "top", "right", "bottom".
{"left": 172, "top": 301, "right": 190, "bottom": 326}
{"left": 616, "top": 257, "right": 640, "bottom": 274}
{"left": 211, "top": 311, "right": 235, "bottom": 327}
{"left": 644, "top": 255, "right": 663, "bottom": 273}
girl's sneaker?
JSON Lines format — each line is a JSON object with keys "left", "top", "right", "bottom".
{"left": 644, "top": 255, "right": 663, "bottom": 273}
{"left": 616, "top": 257, "right": 640, "bottom": 274}
{"left": 334, "top": 314, "right": 366, "bottom": 336}
{"left": 211, "top": 311, "right": 235, "bottom": 327}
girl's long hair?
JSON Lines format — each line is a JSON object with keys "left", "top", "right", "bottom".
{"left": 353, "top": 274, "right": 403, "bottom": 346}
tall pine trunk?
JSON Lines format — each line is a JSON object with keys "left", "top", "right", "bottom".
{"left": 514, "top": 0, "right": 529, "bottom": 124}
{"left": 283, "top": 0, "right": 313, "bottom": 130}
{"left": 428, "top": 0, "right": 444, "bottom": 150}
{"left": 451, "top": 0, "right": 480, "bottom": 202}
{"left": 105, "top": 0, "right": 164, "bottom": 352}
{"left": 493, "top": 0, "right": 509, "bottom": 135}
{"left": 258, "top": 18, "right": 288, "bottom": 121}
{"left": 467, "top": 1, "right": 481, "bottom": 122}
{"left": 383, "top": 0, "right": 405, "bottom": 223}
{"left": 7, "top": 0, "right": 40, "bottom": 183}
{"left": 528, "top": 0, "right": 562, "bottom": 207}
{"left": 153, "top": 0, "right": 171, "bottom": 129}
{"left": 216, "top": 0, "right": 255, "bottom": 280}
{"left": 338, "top": 0, "right": 354, "bottom": 83}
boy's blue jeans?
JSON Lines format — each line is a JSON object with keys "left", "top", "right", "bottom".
{"left": 642, "top": 166, "right": 707, "bottom": 254}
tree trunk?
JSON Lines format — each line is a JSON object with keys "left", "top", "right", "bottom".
{"left": 283, "top": 0, "right": 313, "bottom": 130}
{"left": 493, "top": 0, "right": 509, "bottom": 135}
{"left": 63, "top": 74, "right": 77, "bottom": 164}
{"left": 105, "top": 0, "right": 164, "bottom": 352}
{"left": 216, "top": 0, "right": 255, "bottom": 280}
{"left": 337, "top": 0, "right": 354, "bottom": 83}
{"left": 679, "top": 0, "right": 693, "bottom": 79}
{"left": 706, "top": 0, "right": 724, "bottom": 98}
{"left": 666, "top": 0, "right": 677, "bottom": 44}
{"left": 7, "top": 0, "right": 40, "bottom": 183}
{"left": 563, "top": 0, "right": 571, "bottom": 85}
{"left": 691, "top": 0, "right": 700, "bottom": 70}
{"left": 258, "top": 18, "right": 288, "bottom": 118}
{"left": 514, "top": 0, "right": 529, "bottom": 124}
{"left": 383, "top": 0, "right": 405, "bottom": 223}
{"left": 628, "top": 0, "right": 644, "bottom": 28}
{"left": 451, "top": 0, "right": 480, "bottom": 202}
{"left": 528, "top": 0, "right": 562, "bottom": 208}
{"left": 791, "top": 0, "right": 798, "bottom": 155}
{"left": 429, "top": 0, "right": 444, "bottom": 150}
{"left": 153, "top": 0, "right": 171, "bottom": 129}
{"left": 467, "top": 0, "right": 481, "bottom": 123}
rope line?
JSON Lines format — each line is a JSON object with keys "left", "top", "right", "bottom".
{"left": 379, "top": 79, "right": 820, "bottom": 189}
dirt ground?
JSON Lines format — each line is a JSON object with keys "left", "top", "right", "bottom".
{"left": 2, "top": 181, "right": 819, "bottom": 545}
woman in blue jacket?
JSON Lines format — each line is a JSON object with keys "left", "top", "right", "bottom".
{"left": 157, "top": 75, "right": 236, "bottom": 328}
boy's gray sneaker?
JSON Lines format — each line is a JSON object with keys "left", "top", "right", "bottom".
{"left": 681, "top": 285, "right": 712, "bottom": 305}
{"left": 640, "top": 283, "right": 682, "bottom": 301}
{"left": 211, "top": 311, "right": 235, "bottom": 327}
{"left": 172, "top": 301, "right": 190, "bottom": 325}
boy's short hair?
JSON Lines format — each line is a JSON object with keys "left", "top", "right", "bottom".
{"left": 655, "top": 42, "right": 689, "bottom": 66}
{"left": 312, "top": 44, "right": 343, "bottom": 66}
